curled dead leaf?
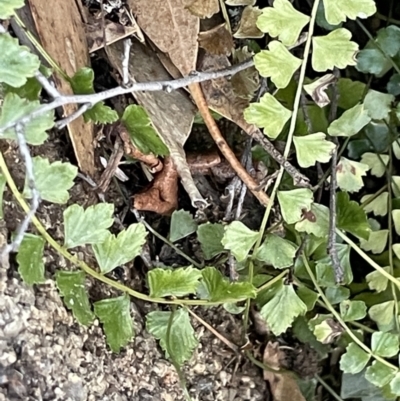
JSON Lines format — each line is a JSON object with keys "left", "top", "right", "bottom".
{"left": 303, "top": 74, "right": 336, "bottom": 108}
{"left": 263, "top": 342, "right": 306, "bottom": 401}
{"left": 133, "top": 157, "right": 178, "bottom": 215}
{"left": 119, "top": 128, "right": 163, "bottom": 173}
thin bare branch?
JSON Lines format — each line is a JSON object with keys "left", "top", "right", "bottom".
{"left": 1, "top": 124, "right": 41, "bottom": 258}
{"left": 0, "top": 59, "right": 254, "bottom": 134}
{"left": 122, "top": 39, "right": 132, "bottom": 87}
{"left": 55, "top": 103, "right": 91, "bottom": 129}
{"left": 34, "top": 70, "right": 60, "bottom": 99}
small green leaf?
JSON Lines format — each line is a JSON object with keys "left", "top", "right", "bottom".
{"left": 121, "top": 105, "right": 169, "bottom": 156}
{"left": 199, "top": 266, "right": 256, "bottom": 302}
{"left": 70, "top": 68, "right": 118, "bottom": 124}
{"left": 56, "top": 270, "right": 94, "bottom": 326}
{"left": 223, "top": 303, "right": 246, "bottom": 314}
{"left": 3, "top": 76, "right": 42, "bottom": 101}
{"left": 221, "top": 221, "right": 258, "bottom": 262}
{"left": 390, "top": 373, "right": 400, "bottom": 396}
{"left": 0, "top": 34, "right": 40, "bottom": 87}
{"left": 323, "top": 0, "right": 376, "bottom": 25}
{"left": 387, "top": 74, "right": 400, "bottom": 96}
{"left": 360, "top": 229, "right": 388, "bottom": 254}
{"left": 336, "top": 191, "right": 370, "bottom": 240}
{"left": 277, "top": 188, "right": 313, "bottom": 224}
{"left": 325, "top": 286, "right": 350, "bottom": 304}
{"left": 312, "top": 317, "right": 341, "bottom": 344}
{"left": 64, "top": 203, "right": 114, "bottom": 248}
{"left": 260, "top": 284, "right": 307, "bottom": 335}
{"left": 366, "top": 267, "right": 390, "bottom": 293}
{"left": 244, "top": 93, "right": 292, "bottom": 139}
{"left": 340, "top": 343, "right": 371, "bottom": 374}
{"left": 0, "top": 173, "right": 6, "bottom": 219}
{"left": 0, "top": 93, "right": 54, "bottom": 145}
{"left": 293, "top": 133, "right": 335, "bottom": 168}
{"left": 170, "top": 210, "right": 198, "bottom": 242}
{"left": 392, "top": 210, "right": 400, "bottom": 235}
{"left": 336, "top": 157, "right": 368, "bottom": 193}
{"left": 361, "top": 192, "right": 389, "bottom": 217}
{"left": 92, "top": 223, "right": 147, "bottom": 274}
{"left": 369, "top": 301, "right": 395, "bottom": 327}
{"left": 94, "top": 294, "right": 133, "bottom": 353}
{"left": 312, "top": 29, "right": 359, "bottom": 72}
{"left": 316, "top": 1, "right": 342, "bottom": 31}
{"left": 363, "top": 90, "right": 394, "bottom": 120}
{"left": 361, "top": 152, "right": 389, "bottom": 177}
{"left": 337, "top": 78, "right": 366, "bottom": 109}
{"left": 148, "top": 267, "right": 202, "bottom": 298}
{"left": 365, "top": 361, "right": 396, "bottom": 387}
{"left": 146, "top": 308, "right": 198, "bottom": 366}
{"left": 340, "top": 300, "right": 367, "bottom": 322}
{"left": 295, "top": 203, "right": 330, "bottom": 238}
{"left": 376, "top": 25, "right": 400, "bottom": 57}
{"left": 356, "top": 48, "right": 392, "bottom": 76}
{"left": 371, "top": 331, "right": 399, "bottom": 357}
{"left": 256, "top": 234, "right": 298, "bottom": 269}
{"left": 328, "top": 104, "right": 371, "bottom": 137}
{"left": 254, "top": 41, "right": 302, "bottom": 89}
{"left": 197, "top": 223, "right": 225, "bottom": 260}
{"left": 0, "top": 0, "right": 24, "bottom": 18}
{"left": 16, "top": 234, "right": 45, "bottom": 285}
{"left": 256, "top": 0, "right": 309, "bottom": 46}
{"left": 23, "top": 157, "right": 77, "bottom": 204}
{"left": 297, "top": 286, "right": 319, "bottom": 311}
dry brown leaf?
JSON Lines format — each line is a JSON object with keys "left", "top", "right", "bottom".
{"left": 107, "top": 40, "right": 206, "bottom": 207}
{"left": 86, "top": 19, "right": 143, "bottom": 53}
{"left": 129, "top": 0, "right": 199, "bottom": 75}
{"left": 199, "top": 54, "right": 250, "bottom": 126}
{"left": 198, "top": 23, "right": 233, "bottom": 56}
{"left": 225, "top": 0, "right": 256, "bottom": 5}
{"left": 263, "top": 342, "right": 306, "bottom": 401}
{"left": 231, "top": 47, "right": 259, "bottom": 99}
{"left": 303, "top": 74, "right": 336, "bottom": 108}
{"left": 233, "top": 6, "right": 263, "bottom": 39}
{"left": 186, "top": 0, "right": 219, "bottom": 19}
{"left": 25, "top": 0, "right": 95, "bottom": 176}
{"left": 133, "top": 156, "right": 178, "bottom": 215}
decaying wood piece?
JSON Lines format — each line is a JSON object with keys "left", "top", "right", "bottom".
{"left": 106, "top": 40, "right": 205, "bottom": 207}
{"left": 25, "top": 0, "right": 95, "bottom": 176}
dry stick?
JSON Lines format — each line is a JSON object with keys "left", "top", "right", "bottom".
{"left": 189, "top": 83, "right": 270, "bottom": 206}
{"left": 248, "top": 127, "right": 310, "bottom": 187}
{"left": 327, "top": 69, "right": 343, "bottom": 283}
{"left": 1, "top": 124, "right": 40, "bottom": 257}
{"left": 0, "top": 60, "right": 255, "bottom": 135}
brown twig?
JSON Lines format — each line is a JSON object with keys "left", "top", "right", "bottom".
{"left": 189, "top": 83, "right": 270, "bottom": 206}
